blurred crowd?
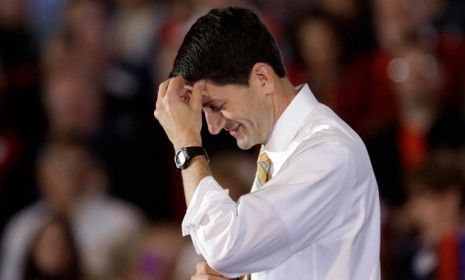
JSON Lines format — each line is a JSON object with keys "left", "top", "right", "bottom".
{"left": 0, "top": 0, "right": 465, "bottom": 279}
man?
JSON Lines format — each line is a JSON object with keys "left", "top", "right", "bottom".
{"left": 154, "top": 7, "right": 380, "bottom": 280}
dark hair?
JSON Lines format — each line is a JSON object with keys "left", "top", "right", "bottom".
{"left": 170, "top": 7, "right": 285, "bottom": 85}
{"left": 22, "top": 215, "right": 83, "bottom": 280}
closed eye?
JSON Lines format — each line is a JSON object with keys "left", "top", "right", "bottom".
{"left": 210, "top": 105, "right": 224, "bottom": 112}
{"left": 203, "top": 103, "right": 224, "bottom": 112}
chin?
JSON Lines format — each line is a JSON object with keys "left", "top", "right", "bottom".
{"left": 236, "top": 138, "right": 255, "bottom": 150}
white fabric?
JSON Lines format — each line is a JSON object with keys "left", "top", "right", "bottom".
{"left": 181, "top": 84, "right": 381, "bottom": 280}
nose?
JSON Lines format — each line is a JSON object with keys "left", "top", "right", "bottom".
{"left": 204, "top": 109, "right": 226, "bottom": 135}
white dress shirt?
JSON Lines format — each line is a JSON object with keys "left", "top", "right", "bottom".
{"left": 182, "top": 84, "right": 381, "bottom": 280}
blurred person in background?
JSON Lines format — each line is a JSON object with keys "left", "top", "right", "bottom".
{"left": 40, "top": 27, "right": 170, "bottom": 222}
{"left": 108, "top": 223, "right": 184, "bottom": 280}
{"left": 394, "top": 151, "right": 465, "bottom": 279}
{"left": 389, "top": 40, "right": 443, "bottom": 169}
{"left": 63, "top": 0, "right": 110, "bottom": 75}
{"left": 319, "top": 0, "right": 376, "bottom": 61}
{"left": 333, "top": 0, "right": 465, "bottom": 207}
{"left": 22, "top": 215, "right": 83, "bottom": 280}
{"left": 0, "top": 138, "right": 143, "bottom": 280}
{"left": 385, "top": 39, "right": 465, "bottom": 204}
{"left": 339, "top": 0, "right": 465, "bottom": 136}
{"left": 107, "top": 151, "right": 256, "bottom": 280}
{"left": 23, "top": 0, "right": 70, "bottom": 48}
{"left": 290, "top": 8, "right": 344, "bottom": 108}
{"left": 111, "top": 0, "right": 163, "bottom": 69}
{"left": 42, "top": 67, "right": 104, "bottom": 139}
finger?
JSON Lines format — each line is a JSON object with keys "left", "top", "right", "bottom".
{"left": 191, "top": 79, "right": 206, "bottom": 111}
{"left": 156, "top": 79, "right": 170, "bottom": 108}
{"left": 184, "top": 84, "right": 194, "bottom": 92}
{"left": 157, "top": 79, "right": 170, "bottom": 100}
{"left": 166, "top": 76, "right": 187, "bottom": 100}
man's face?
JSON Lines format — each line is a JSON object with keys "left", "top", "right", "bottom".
{"left": 201, "top": 81, "right": 274, "bottom": 150}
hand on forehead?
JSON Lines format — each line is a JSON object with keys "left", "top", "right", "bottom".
{"left": 184, "top": 79, "right": 210, "bottom": 103}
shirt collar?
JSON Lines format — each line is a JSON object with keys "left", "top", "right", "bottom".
{"left": 264, "top": 84, "right": 318, "bottom": 153}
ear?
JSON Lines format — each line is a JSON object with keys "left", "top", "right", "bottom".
{"left": 249, "top": 63, "right": 275, "bottom": 95}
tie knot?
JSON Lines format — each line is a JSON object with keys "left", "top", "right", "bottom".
{"left": 252, "top": 152, "right": 272, "bottom": 192}
{"left": 257, "top": 153, "right": 272, "bottom": 165}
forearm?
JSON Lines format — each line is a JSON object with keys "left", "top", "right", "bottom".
{"left": 154, "top": 76, "right": 209, "bottom": 206}
{"left": 181, "top": 155, "right": 211, "bottom": 205}
{"left": 182, "top": 177, "right": 291, "bottom": 278}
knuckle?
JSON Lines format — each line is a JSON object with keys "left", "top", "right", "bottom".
{"left": 159, "top": 80, "right": 168, "bottom": 89}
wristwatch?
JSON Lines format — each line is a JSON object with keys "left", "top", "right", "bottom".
{"left": 174, "top": 146, "right": 209, "bottom": 170}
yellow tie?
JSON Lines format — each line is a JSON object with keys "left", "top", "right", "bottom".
{"left": 251, "top": 152, "right": 272, "bottom": 192}
{"left": 241, "top": 152, "right": 272, "bottom": 280}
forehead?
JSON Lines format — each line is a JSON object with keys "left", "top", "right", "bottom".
{"left": 201, "top": 81, "right": 247, "bottom": 102}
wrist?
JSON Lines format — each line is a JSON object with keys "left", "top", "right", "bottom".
{"left": 174, "top": 146, "right": 209, "bottom": 170}
{"left": 173, "top": 138, "right": 202, "bottom": 151}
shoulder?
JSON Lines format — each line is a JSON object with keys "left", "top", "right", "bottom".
{"left": 1, "top": 203, "right": 49, "bottom": 257}
{"left": 78, "top": 195, "right": 144, "bottom": 229}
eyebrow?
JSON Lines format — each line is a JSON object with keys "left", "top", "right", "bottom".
{"left": 202, "top": 100, "right": 215, "bottom": 108}
{"left": 202, "top": 99, "right": 224, "bottom": 109}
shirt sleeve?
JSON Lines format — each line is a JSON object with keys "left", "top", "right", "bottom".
{"left": 181, "top": 140, "right": 353, "bottom": 278}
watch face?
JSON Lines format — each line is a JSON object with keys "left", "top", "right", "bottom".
{"left": 175, "top": 150, "right": 187, "bottom": 166}
{"left": 174, "top": 147, "right": 207, "bottom": 170}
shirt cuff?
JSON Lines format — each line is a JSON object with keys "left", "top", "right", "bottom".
{"left": 181, "top": 176, "right": 230, "bottom": 237}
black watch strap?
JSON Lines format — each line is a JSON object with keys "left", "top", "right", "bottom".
{"left": 175, "top": 146, "right": 209, "bottom": 170}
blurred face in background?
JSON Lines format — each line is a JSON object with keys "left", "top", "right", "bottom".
{"left": 375, "top": 0, "right": 446, "bottom": 50}
{"left": 374, "top": 0, "right": 433, "bottom": 51}
{"left": 389, "top": 45, "right": 441, "bottom": 120}
{"left": 44, "top": 71, "right": 103, "bottom": 136}
{"left": 0, "top": 0, "right": 25, "bottom": 27}
{"left": 407, "top": 186, "right": 461, "bottom": 241}
{"left": 297, "top": 18, "right": 340, "bottom": 73}
{"left": 38, "top": 143, "right": 92, "bottom": 213}
{"left": 321, "top": 0, "right": 357, "bottom": 20}
{"left": 65, "top": 0, "right": 107, "bottom": 50}
{"left": 396, "top": 48, "right": 440, "bottom": 97}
